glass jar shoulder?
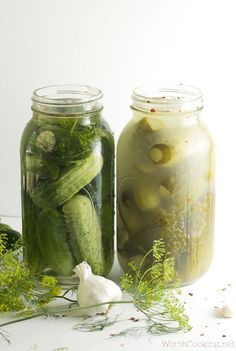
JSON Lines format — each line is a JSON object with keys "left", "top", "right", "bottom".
{"left": 118, "top": 114, "right": 214, "bottom": 163}
{"left": 117, "top": 112, "right": 215, "bottom": 285}
{"left": 120, "top": 111, "right": 212, "bottom": 142}
{"left": 20, "top": 117, "right": 40, "bottom": 156}
{"left": 117, "top": 113, "right": 215, "bottom": 199}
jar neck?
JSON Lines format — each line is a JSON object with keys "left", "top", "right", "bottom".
{"left": 131, "top": 84, "right": 204, "bottom": 117}
{"left": 131, "top": 109, "right": 200, "bottom": 127}
{"left": 31, "top": 85, "right": 103, "bottom": 117}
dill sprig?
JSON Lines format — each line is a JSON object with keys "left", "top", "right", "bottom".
{"left": 0, "top": 234, "right": 61, "bottom": 315}
{"left": 119, "top": 239, "right": 191, "bottom": 334}
{"left": 72, "top": 313, "right": 124, "bottom": 332}
{"left": 0, "top": 328, "right": 10, "bottom": 344}
{"left": 70, "top": 240, "right": 191, "bottom": 336}
{"left": 0, "top": 239, "right": 191, "bottom": 342}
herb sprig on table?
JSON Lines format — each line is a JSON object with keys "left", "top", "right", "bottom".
{"left": 73, "top": 240, "right": 191, "bottom": 336}
{"left": 0, "top": 227, "right": 191, "bottom": 342}
{"left": 118, "top": 239, "right": 191, "bottom": 335}
{"left": 0, "top": 234, "right": 61, "bottom": 314}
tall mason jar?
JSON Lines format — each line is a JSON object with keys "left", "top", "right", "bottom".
{"left": 117, "top": 85, "right": 215, "bottom": 285}
{"left": 21, "top": 85, "right": 114, "bottom": 285}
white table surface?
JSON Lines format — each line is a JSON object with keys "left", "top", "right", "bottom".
{"left": 0, "top": 216, "right": 235, "bottom": 351}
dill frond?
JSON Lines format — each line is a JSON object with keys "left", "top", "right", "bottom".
{"left": 72, "top": 313, "right": 124, "bottom": 332}
{"left": 0, "top": 234, "right": 61, "bottom": 315}
{"left": 120, "top": 239, "right": 192, "bottom": 333}
{"left": 0, "top": 238, "right": 191, "bottom": 342}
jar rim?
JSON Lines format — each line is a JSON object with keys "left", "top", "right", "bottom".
{"left": 32, "top": 84, "right": 103, "bottom": 106}
{"left": 132, "top": 84, "right": 203, "bottom": 113}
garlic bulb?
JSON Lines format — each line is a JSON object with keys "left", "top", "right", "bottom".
{"left": 73, "top": 262, "right": 122, "bottom": 316}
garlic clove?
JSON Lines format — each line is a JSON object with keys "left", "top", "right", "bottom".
{"left": 93, "top": 275, "right": 123, "bottom": 302}
{"left": 73, "top": 261, "right": 92, "bottom": 281}
{"left": 221, "top": 303, "right": 234, "bottom": 318}
{"left": 74, "top": 262, "right": 122, "bottom": 316}
{"left": 220, "top": 289, "right": 235, "bottom": 319}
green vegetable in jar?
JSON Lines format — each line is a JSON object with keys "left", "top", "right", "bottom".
{"left": 37, "top": 208, "right": 75, "bottom": 276}
{"left": 117, "top": 85, "right": 215, "bottom": 286}
{"left": 134, "top": 183, "right": 159, "bottom": 211}
{"left": 149, "top": 146, "right": 163, "bottom": 164}
{"left": 21, "top": 86, "right": 115, "bottom": 285}
{"left": 22, "top": 195, "right": 46, "bottom": 274}
{"left": 136, "top": 116, "right": 163, "bottom": 133}
{"left": 25, "top": 154, "right": 60, "bottom": 180}
{"left": 63, "top": 194, "right": 105, "bottom": 275}
{"left": 36, "top": 130, "right": 56, "bottom": 153}
{"left": 134, "top": 118, "right": 176, "bottom": 174}
{"left": 149, "top": 144, "right": 175, "bottom": 165}
{"left": 0, "top": 222, "right": 21, "bottom": 251}
{"left": 118, "top": 177, "right": 156, "bottom": 237}
{"left": 31, "top": 151, "right": 103, "bottom": 208}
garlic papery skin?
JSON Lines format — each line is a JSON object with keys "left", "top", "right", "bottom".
{"left": 73, "top": 262, "right": 122, "bottom": 316}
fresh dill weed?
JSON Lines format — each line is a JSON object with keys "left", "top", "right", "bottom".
{"left": 0, "top": 221, "right": 21, "bottom": 251}
{"left": 0, "top": 239, "right": 191, "bottom": 342}
{"left": 0, "top": 235, "right": 61, "bottom": 314}
{"left": 119, "top": 239, "right": 191, "bottom": 335}
{"left": 71, "top": 240, "right": 191, "bottom": 336}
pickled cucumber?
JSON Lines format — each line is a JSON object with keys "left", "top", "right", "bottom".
{"left": 134, "top": 118, "right": 177, "bottom": 174}
{"left": 118, "top": 177, "right": 159, "bottom": 239}
{"left": 134, "top": 184, "right": 159, "bottom": 210}
{"left": 37, "top": 208, "right": 75, "bottom": 276}
{"left": 117, "top": 108, "right": 215, "bottom": 285}
{"left": 31, "top": 151, "right": 103, "bottom": 208}
{"left": 36, "top": 130, "right": 56, "bottom": 153}
{"left": 0, "top": 222, "right": 21, "bottom": 251}
{"left": 21, "top": 107, "right": 114, "bottom": 284}
{"left": 63, "top": 194, "right": 105, "bottom": 275}
{"left": 149, "top": 144, "right": 175, "bottom": 165}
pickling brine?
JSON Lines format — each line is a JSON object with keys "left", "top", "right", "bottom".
{"left": 20, "top": 85, "right": 114, "bottom": 285}
{"left": 117, "top": 85, "right": 215, "bottom": 285}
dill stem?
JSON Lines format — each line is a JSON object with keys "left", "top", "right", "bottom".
{"left": 0, "top": 300, "right": 133, "bottom": 329}
{"left": 138, "top": 266, "right": 155, "bottom": 288}
{"left": 136, "top": 249, "right": 152, "bottom": 278}
{"left": 0, "top": 315, "right": 39, "bottom": 328}
{"left": 62, "top": 287, "right": 77, "bottom": 296}
{"left": 54, "top": 296, "right": 77, "bottom": 303}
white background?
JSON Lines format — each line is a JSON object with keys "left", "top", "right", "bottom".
{"left": 0, "top": 1, "right": 236, "bottom": 349}
{"left": 1, "top": 0, "right": 236, "bottom": 261}
{"left": 0, "top": 0, "right": 235, "bottom": 217}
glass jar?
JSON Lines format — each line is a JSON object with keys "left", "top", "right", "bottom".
{"left": 117, "top": 85, "right": 215, "bottom": 285}
{"left": 20, "top": 85, "right": 114, "bottom": 285}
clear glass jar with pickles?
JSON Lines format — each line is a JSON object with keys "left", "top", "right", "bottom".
{"left": 117, "top": 85, "right": 215, "bottom": 285}
{"left": 20, "top": 85, "right": 114, "bottom": 285}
